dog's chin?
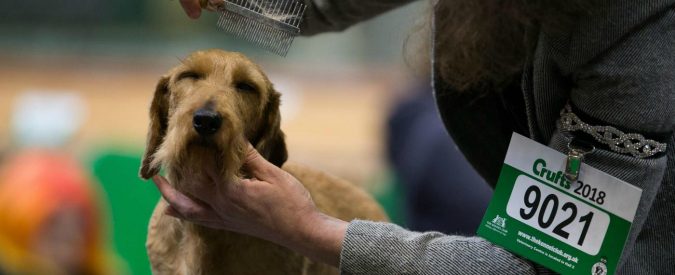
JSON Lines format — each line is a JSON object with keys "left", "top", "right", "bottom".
{"left": 153, "top": 126, "right": 248, "bottom": 192}
{"left": 177, "top": 135, "right": 246, "bottom": 183}
{"left": 182, "top": 138, "right": 226, "bottom": 176}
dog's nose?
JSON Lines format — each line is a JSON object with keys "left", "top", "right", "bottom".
{"left": 193, "top": 109, "right": 222, "bottom": 136}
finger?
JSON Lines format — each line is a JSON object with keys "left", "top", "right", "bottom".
{"left": 164, "top": 206, "right": 222, "bottom": 228}
{"left": 165, "top": 204, "right": 207, "bottom": 221}
{"left": 165, "top": 205, "right": 179, "bottom": 217}
{"left": 152, "top": 175, "right": 210, "bottom": 220}
{"left": 242, "top": 143, "right": 277, "bottom": 181}
{"left": 152, "top": 175, "right": 178, "bottom": 200}
{"left": 179, "top": 0, "right": 202, "bottom": 19}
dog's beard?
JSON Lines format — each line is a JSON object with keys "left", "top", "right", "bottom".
{"left": 152, "top": 122, "right": 248, "bottom": 194}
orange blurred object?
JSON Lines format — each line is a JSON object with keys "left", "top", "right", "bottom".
{"left": 0, "top": 150, "right": 118, "bottom": 275}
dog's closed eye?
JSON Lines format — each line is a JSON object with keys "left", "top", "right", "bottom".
{"left": 177, "top": 71, "right": 203, "bottom": 82}
{"left": 235, "top": 82, "right": 257, "bottom": 93}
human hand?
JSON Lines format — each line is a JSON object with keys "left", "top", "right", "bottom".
{"left": 151, "top": 144, "right": 347, "bottom": 266}
{"left": 179, "top": 0, "right": 221, "bottom": 19}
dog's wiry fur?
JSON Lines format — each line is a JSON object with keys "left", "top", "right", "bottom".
{"left": 139, "top": 49, "right": 388, "bottom": 275}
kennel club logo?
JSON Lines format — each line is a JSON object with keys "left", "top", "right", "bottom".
{"left": 492, "top": 215, "right": 507, "bottom": 228}
{"left": 485, "top": 215, "right": 508, "bottom": 236}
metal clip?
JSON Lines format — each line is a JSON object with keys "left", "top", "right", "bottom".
{"left": 565, "top": 138, "right": 595, "bottom": 182}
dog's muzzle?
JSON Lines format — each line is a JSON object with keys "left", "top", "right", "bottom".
{"left": 193, "top": 108, "right": 222, "bottom": 136}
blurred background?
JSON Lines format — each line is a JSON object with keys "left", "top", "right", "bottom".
{"left": 0, "top": 1, "right": 490, "bottom": 274}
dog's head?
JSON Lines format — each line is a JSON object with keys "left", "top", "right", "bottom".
{"left": 139, "top": 50, "right": 287, "bottom": 185}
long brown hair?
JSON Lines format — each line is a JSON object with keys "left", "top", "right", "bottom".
{"left": 432, "top": 0, "right": 596, "bottom": 91}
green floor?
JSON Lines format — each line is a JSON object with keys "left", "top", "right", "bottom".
{"left": 89, "top": 150, "right": 159, "bottom": 275}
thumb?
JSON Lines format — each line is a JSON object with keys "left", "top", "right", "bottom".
{"left": 243, "top": 143, "right": 277, "bottom": 181}
{"left": 202, "top": 0, "right": 222, "bottom": 11}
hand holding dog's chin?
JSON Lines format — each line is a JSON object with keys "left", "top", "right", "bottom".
{"left": 151, "top": 146, "right": 348, "bottom": 267}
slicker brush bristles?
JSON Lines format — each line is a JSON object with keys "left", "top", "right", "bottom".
{"left": 215, "top": 0, "right": 306, "bottom": 57}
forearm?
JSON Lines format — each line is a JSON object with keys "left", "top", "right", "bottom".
{"left": 301, "top": 0, "right": 417, "bottom": 35}
{"left": 340, "top": 220, "right": 537, "bottom": 275}
{"left": 281, "top": 217, "right": 538, "bottom": 274}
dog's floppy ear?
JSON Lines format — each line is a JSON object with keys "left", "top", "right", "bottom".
{"left": 254, "top": 89, "right": 288, "bottom": 167}
{"left": 139, "top": 75, "right": 170, "bottom": 179}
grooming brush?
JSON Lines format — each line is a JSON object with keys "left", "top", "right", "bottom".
{"left": 201, "top": 0, "right": 307, "bottom": 56}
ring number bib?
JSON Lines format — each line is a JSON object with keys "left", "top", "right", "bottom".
{"left": 478, "top": 133, "right": 642, "bottom": 275}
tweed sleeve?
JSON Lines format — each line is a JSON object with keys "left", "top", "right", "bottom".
{"left": 300, "top": 0, "right": 416, "bottom": 35}
{"left": 339, "top": 220, "right": 538, "bottom": 275}
{"left": 545, "top": 6, "right": 675, "bottom": 272}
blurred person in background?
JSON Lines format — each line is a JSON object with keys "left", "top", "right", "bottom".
{"left": 385, "top": 82, "right": 492, "bottom": 235}
{"left": 0, "top": 151, "right": 120, "bottom": 275}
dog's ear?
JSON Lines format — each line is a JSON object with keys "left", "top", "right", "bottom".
{"left": 254, "top": 89, "right": 288, "bottom": 167}
{"left": 139, "top": 75, "right": 170, "bottom": 179}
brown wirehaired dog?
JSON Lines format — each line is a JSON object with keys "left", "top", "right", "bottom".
{"left": 139, "top": 49, "right": 387, "bottom": 275}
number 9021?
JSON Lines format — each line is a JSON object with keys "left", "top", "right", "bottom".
{"left": 521, "top": 185, "right": 593, "bottom": 246}
{"left": 506, "top": 176, "right": 610, "bottom": 255}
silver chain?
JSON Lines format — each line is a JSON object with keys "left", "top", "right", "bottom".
{"left": 559, "top": 105, "right": 667, "bottom": 158}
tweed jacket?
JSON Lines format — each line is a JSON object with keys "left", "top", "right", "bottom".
{"left": 301, "top": 1, "right": 675, "bottom": 274}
